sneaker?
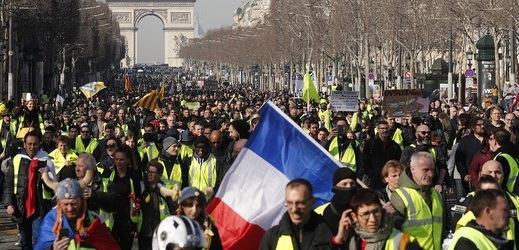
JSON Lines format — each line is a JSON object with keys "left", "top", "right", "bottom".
{"left": 14, "top": 234, "right": 20, "bottom": 246}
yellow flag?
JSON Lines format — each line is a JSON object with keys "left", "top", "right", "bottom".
{"left": 302, "top": 71, "right": 319, "bottom": 103}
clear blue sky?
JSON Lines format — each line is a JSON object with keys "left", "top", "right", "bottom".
{"left": 137, "top": 0, "right": 243, "bottom": 64}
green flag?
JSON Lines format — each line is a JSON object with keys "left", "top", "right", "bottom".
{"left": 302, "top": 70, "right": 319, "bottom": 103}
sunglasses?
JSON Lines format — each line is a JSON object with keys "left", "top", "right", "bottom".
{"left": 106, "top": 143, "right": 117, "bottom": 148}
{"left": 419, "top": 131, "right": 431, "bottom": 135}
{"left": 81, "top": 130, "right": 90, "bottom": 133}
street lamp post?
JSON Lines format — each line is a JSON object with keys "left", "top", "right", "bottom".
{"left": 466, "top": 48, "right": 473, "bottom": 69}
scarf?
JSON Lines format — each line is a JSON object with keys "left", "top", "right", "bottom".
{"left": 352, "top": 214, "right": 393, "bottom": 250}
{"left": 25, "top": 159, "right": 40, "bottom": 218}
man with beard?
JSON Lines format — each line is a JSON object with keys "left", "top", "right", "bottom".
{"left": 362, "top": 121, "right": 402, "bottom": 189}
{"left": 400, "top": 124, "right": 448, "bottom": 193}
{"left": 314, "top": 167, "right": 357, "bottom": 247}
{"left": 456, "top": 117, "right": 486, "bottom": 195}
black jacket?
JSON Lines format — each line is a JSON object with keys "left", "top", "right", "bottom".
{"left": 362, "top": 137, "right": 402, "bottom": 189}
{"left": 259, "top": 211, "right": 336, "bottom": 250}
{"left": 3, "top": 150, "right": 53, "bottom": 222}
{"left": 139, "top": 181, "right": 176, "bottom": 237}
{"left": 455, "top": 135, "right": 483, "bottom": 180}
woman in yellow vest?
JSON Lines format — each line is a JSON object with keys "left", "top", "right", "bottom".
{"left": 104, "top": 147, "right": 142, "bottom": 250}
{"left": 48, "top": 135, "right": 78, "bottom": 180}
{"left": 177, "top": 186, "right": 223, "bottom": 250}
{"left": 348, "top": 188, "right": 418, "bottom": 249}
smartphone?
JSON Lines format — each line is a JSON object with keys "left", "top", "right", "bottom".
{"left": 337, "top": 125, "right": 344, "bottom": 135}
{"left": 59, "top": 228, "right": 69, "bottom": 240}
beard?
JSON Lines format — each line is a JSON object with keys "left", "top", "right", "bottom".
{"left": 417, "top": 136, "right": 430, "bottom": 145}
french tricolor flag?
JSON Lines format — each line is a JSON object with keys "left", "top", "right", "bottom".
{"left": 207, "top": 101, "right": 341, "bottom": 249}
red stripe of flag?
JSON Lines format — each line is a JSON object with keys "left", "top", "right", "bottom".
{"left": 207, "top": 198, "right": 265, "bottom": 249}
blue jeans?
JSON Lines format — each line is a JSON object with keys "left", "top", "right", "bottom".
{"left": 19, "top": 214, "right": 41, "bottom": 250}
{"left": 454, "top": 179, "right": 466, "bottom": 200}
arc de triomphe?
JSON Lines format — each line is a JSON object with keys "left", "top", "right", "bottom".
{"left": 106, "top": 0, "right": 196, "bottom": 67}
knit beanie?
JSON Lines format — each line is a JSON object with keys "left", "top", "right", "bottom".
{"left": 332, "top": 168, "right": 356, "bottom": 186}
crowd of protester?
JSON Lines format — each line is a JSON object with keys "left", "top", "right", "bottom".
{"left": 0, "top": 77, "right": 518, "bottom": 249}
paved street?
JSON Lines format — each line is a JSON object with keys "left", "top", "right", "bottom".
{"left": 0, "top": 205, "right": 19, "bottom": 250}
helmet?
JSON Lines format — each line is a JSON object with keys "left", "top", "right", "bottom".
{"left": 152, "top": 215, "right": 207, "bottom": 250}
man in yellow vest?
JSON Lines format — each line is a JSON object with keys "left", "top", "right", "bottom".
{"left": 3, "top": 131, "right": 56, "bottom": 249}
{"left": 454, "top": 161, "right": 519, "bottom": 249}
{"left": 71, "top": 124, "right": 101, "bottom": 161}
{"left": 391, "top": 151, "right": 444, "bottom": 250}
{"left": 182, "top": 136, "right": 217, "bottom": 198}
{"left": 385, "top": 113, "right": 404, "bottom": 150}
{"left": 490, "top": 128, "right": 519, "bottom": 195}
{"left": 324, "top": 117, "right": 361, "bottom": 172}
{"left": 259, "top": 178, "right": 343, "bottom": 249}
{"left": 154, "top": 137, "right": 183, "bottom": 189}
{"left": 449, "top": 189, "right": 513, "bottom": 249}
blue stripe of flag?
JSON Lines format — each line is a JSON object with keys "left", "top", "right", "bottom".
{"left": 246, "top": 101, "right": 340, "bottom": 206}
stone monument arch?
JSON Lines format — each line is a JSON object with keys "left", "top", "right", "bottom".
{"left": 107, "top": 0, "right": 196, "bottom": 67}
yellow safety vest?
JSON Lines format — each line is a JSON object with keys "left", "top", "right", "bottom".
{"left": 448, "top": 226, "right": 498, "bottom": 250}
{"left": 328, "top": 138, "right": 359, "bottom": 172}
{"left": 494, "top": 153, "right": 519, "bottom": 193}
{"left": 74, "top": 137, "right": 98, "bottom": 154}
{"left": 12, "top": 155, "right": 53, "bottom": 200}
{"left": 275, "top": 235, "right": 294, "bottom": 250}
{"left": 137, "top": 147, "right": 145, "bottom": 161}
{"left": 318, "top": 109, "right": 331, "bottom": 131}
{"left": 456, "top": 211, "right": 515, "bottom": 249}
{"left": 384, "top": 229, "right": 406, "bottom": 250}
{"left": 409, "top": 144, "right": 437, "bottom": 161}
{"left": 48, "top": 149, "right": 78, "bottom": 173}
{"left": 10, "top": 119, "right": 18, "bottom": 137}
{"left": 146, "top": 144, "right": 159, "bottom": 162}
{"left": 179, "top": 144, "right": 194, "bottom": 161}
{"left": 394, "top": 187, "right": 443, "bottom": 250}
{"left": 99, "top": 171, "right": 141, "bottom": 231}
{"left": 0, "top": 121, "right": 9, "bottom": 148}
{"left": 456, "top": 192, "right": 518, "bottom": 250}
{"left": 392, "top": 128, "right": 404, "bottom": 150}
{"left": 18, "top": 113, "right": 44, "bottom": 133}
{"left": 314, "top": 202, "right": 330, "bottom": 215}
{"left": 189, "top": 155, "right": 217, "bottom": 191}
{"left": 156, "top": 158, "right": 182, "bottom": 189}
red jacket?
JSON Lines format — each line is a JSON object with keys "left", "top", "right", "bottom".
{"left": 469, "top": 146, "right": 493, "bottom": 189}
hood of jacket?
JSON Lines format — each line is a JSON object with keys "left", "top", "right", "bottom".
{"left": 398, "top": 167, "right": 431, "bottom": 193}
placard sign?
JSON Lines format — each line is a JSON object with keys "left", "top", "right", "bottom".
{"left": 330, "top": 91, "right": 359, "bottom": 111}
{"left": 382, "top": 89, "right": 428, "bottom": 117}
